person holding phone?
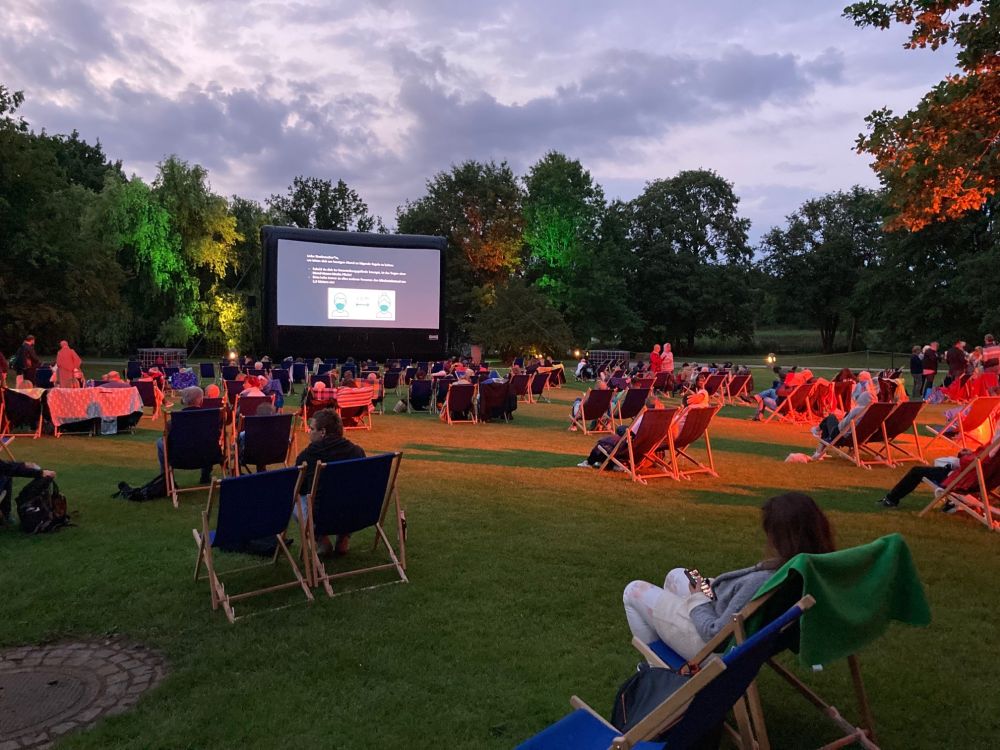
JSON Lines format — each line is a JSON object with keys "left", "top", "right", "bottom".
{"left": 622, "top": 493, "right": 835, "bottom": 661}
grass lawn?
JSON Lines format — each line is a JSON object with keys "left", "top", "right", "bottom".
{"left": 2, "top": 378, "right": 998, "bottom": 748}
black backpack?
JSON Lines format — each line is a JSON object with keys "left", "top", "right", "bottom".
{"left": 112, "top": 474, "right": 167, "bottom": 502}
{"left": 16, "top": 477, "right": 70, "bottom": 533}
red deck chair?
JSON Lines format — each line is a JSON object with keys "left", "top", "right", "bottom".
{"left": 919, "top": 433, "right": 1000, "bottom": 533}
{"left": 924, "top": 396, "right": 1000, "bottom": 450}
{"left": 570, "top": 388, "right": 614, "bottom": 434}
{"left": 632, "top": 376, "right": 655, "bottom": 390}
{"left": 816, "top": 402, "right": 896, "bottom": 469}
{"left": 806, "top": 382, "right": 836, "bottom": 422}
{"left": 660, "top": 405, "right": 721, "bottom": 480}
{"left": 939, "top": 377, "right": 970, "bottom": 403}
{"left": 651, "top": 370, "right": 673, "bottom": 396}
{"left": 613, "top": 387, "right": 651, "bottom": 429}
{"left": 597, "top": 407, "right": 679, "bottom": 484}
{"left": 703, "top": 373, "right": 727, "bottom": 406}
{"left": 440, "top": 382, "right": 477, "bottom": 425}
{"left": 335, "top": 387, "right": 375, "bottom": 430}
{"left": 867, "top": 400, "right": 925, "bottom": 466}
{"left": 969, "top": 372, "right": 1000, "bottom": 398}
{"left": 834, "top": 380, "right": 855, "bottom": 411}
{"left": 725, "top": 374, "right": 752, "bottom": 404}
{"left": 762, "top": 383, "right": 813, "bottom": 424}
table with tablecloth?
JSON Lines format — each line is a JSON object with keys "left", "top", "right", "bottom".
{"left": 45, "top": 387, "right": 144, "bottom": 427}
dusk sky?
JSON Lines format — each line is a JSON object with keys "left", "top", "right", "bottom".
{"left": 1, "top": 0, "right": 958, "bottom": 241}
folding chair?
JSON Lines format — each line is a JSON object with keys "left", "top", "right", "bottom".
{"left": 305, "top": 452, "right": 407, "bottom": 594}
{"left": 516, "top": 597, "right": 814, "bottom": 750}
{"left": 382, "top": 370, "right": 402, "bottom": 399}
{"left": 233, "top": 394, "right": 274, "bottom": 426}
{"left": 199, "top": 362, "right": 216, "bottom": 381}
{"left": 763, "top": 383, "right": 814, "bottom": 423}
{"left": 1, "top": 434, "right": 15, "bottom": 460}
{"left": 403, "top": 366, "right": 417, "bottom": 386}
{"left": 632, "top": 376, "right": 655, "bottom": 390}
{"left": 0, "top": 388, "right": 44, "bottom": 439}
{"left": 290, "top": 362, "right": 307, "bottom": 387}
{"left": 806, "top": 381, "right": 836, "bottom": 422}
{"left": 815, "top": 402, "right": 895, "bottom": 469}
{"left": 867, "top": 400, "right": 925, "bottom": 466}
{"left": 407, "top": 380, "right": 434, "bottom": 414}
{"left": 834, "top": 379, "right": 855, "bottom": 411}
{"left": 660, "top": 405, "right": 721, "bottom": 479}
{"left": 163, "top": 408, "right": 225, "bottom": 508}
{"left": 529, "top": 370, "right": 550, "bottom": 403}
{"left": 571, "top": 388, "right": 615, "bottom": 434}
{"left": 35, "top": 366, "right": 54, "bottom": 388}
{"left": 479, "top": 381, "right": 514, "bottom": 423}
{"left": 597, "top": 408, "right": 679, "bottom": 484}
{"left": 192, "top": 465, "right": 312, "bottom": 623}
{"left": 509, "top": 373, "right": 533, "bottom": 403}
{"left": 201, "top": 397, "right": 224, "bottom": 410}
{"left": 300, "top": 395, "right": 338, "bottom": 431}
{"left": 221, "top": 364, "right": 239, "bottom": 381}
{"left": 703, "top": 373, "right": 727, "bottom": 406}
{"left": 125, "top": 360, "right": 142, "bottom": 380}
{"left": 223, "top": 379, "right": 243, "bottom": 409}
{"left": 311, "top": 373, "right": 334, "bottom": 388}
{"left": 440, "top": 382, "right": 477, "bottom": 425}
{"left": 234, "top": 413, "right": 295, "bottom": 475}
{"left": 132, "top": 379, "right": 162, "bottom": 421}
{"left": 335, "top": 387, "right": 374, "bottom": 430}
{"left": 919, "top": 432, "right": 1000, "bottom": 532}
{"left": 924, "top": 395, "right": 1000, "bottom": 450}
{"left": 612, "top": 387, "right": 650, "bottom": 429}
{"left": 726, "top": 374, "right": 752, "bottom": 404}
{"left": 652, "top": 370, "right": 673, "bottom": 397}
{"left": 271, "top": 367, "right": 291, "bottom": 395}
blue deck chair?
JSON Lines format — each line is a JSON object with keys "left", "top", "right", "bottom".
{"left": 305, "top": 453, "right": 407, "bottom": 595}
{"left": 130, "top": 379, "right": 161, "bottom": 421}
{"left": 221, "top": 364, "right": 239, "bottom": 381}
{"left": 35, "top": 366, "right": 54, "bottom": 388}
{"left": 201, "top": 397, "right": 224, "bottom": 411}
{"left": 192, "top": 465, "right": 312, "bottom": 623}
{"left": 408, "top": 379, "right": 433, "bottom": 413}
{"left": 614, "top": 387, "right": 651, "bottom": 429}
{"left": 383, "top": 370, "right": 402, "bottom": 399}
{"left": 164, "top": 365, "right": 180, "bottom": 381}
{"left": 291, "top": 362, "right": 307, "bottom": 386}
{"left": 235, "top": 413, "right": 295, "bottom": 475}
{"left": 0, "top": 389, "right": 43, "bottom": 440}
{"left": 164, "top": 407, "right": 225, "bottom": 507}
{"left": 223, "top": 380, "right": 243, "bottom": 408}
{"left": 199, "top": 362, "right": 216, "bottom": 381}
{"left": 399, "top": 358, "right": 412, "bottom": 368}
{"left": 403, "top": 366, "right": 417, "bottom": 385}
{"left": 529, "top": 370, "right": 550, "bottom": 403}
{"left": 516, "top": 597, "right": 814, "bottom": 750}
{"left": 125, "top": 360, "right": 142, "bottom": 380}
{"left": 311, "top": 373, "right": 334, "bottom": 388}
{"left": 271, "top": 367, "right": 291, "bottom": 395}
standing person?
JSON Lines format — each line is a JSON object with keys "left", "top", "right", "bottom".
{"left": 13, "top": 335, "right": 41, "bottom": 388}
{"left": 921, "top": 342, "right": 940, "bottom": 396}
{"left": 909, "top": 346, "right": 924, "bottom": 400}
{"left": 54, "top": 340, "right": 82, "bottom": 388}
{"left": 661, "top": 343, "right": 674, "bottom": 374}
{"left": 983, "top": 334, "right": 1000, "bottom": 375}
{"left": 945, "top": 341, "right": 968, "bottom": 384}
{"left": 649, "top": 344, "right": 662, "bottom": 374}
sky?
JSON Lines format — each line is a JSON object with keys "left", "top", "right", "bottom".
{"left": 0, "top": 0, "right": 959, "bottom": 242}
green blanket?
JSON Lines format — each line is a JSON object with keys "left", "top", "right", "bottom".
{"left": 752, "top": 533, "right": 931, "bottom": 666}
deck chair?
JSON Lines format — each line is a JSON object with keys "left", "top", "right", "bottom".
{"left": 199, "top": 362, "right": 215, "bottom": 381}
{"left": 479, "top": 381, "right": 514, "bottom": 423}
{"left": 660, "top": 405, "right": 720, "bottom": 480}
{"left": 219, "top": 364, "right": 238, "bottom": 381}
{"left": 300, "top": 395, "right": 338, "bottom": 431}
{"left": 311, "top": 372, "right": 334, "bottom": 388}
{"left": 201, "top": 397, "right": 224, "bottom": 410}
{"left": 636, "top": 534, "right": 929, "bottom": 750}
{"left": 192, "top": 465, "right": 312, "bottom": 623}
{"left": 223, "top": 379, "right": 243, "bottom": 408}
{"left": 925, "top": 395, "right": 1000, "bottom": 450}
{"left": 0, "top": 389, "right": 44, "bottom": 439}
{"left": 440, "top": 382, "right": 477, "bottom": 424}
{"left": 383, "top": 370, "right": 402, "bottom": 399}
{"left": 164, "top": 407, "right": 225, "bottom": 507}
{"left": 271, "top": 367, "right": 291, "bottom": 395}
{"left": 336, "top": 387, "right": 374, "bottom": 429}
{"left": 509, "top": 373, "right": 533, "bottom": 403}
{"left": 125, "top": 360, "right": 142, "bottom": 380}
{"left": 806, "top": 382, "right": 836, "bottom": 421}
{"left": 35, "top": 366, "right": 54, "bottom": 388}
{"left": 632, "top": 376, "right": 655, "bottom": 390}
{"left": 762, "top": 383, "right": 813, "bottom": 423}
{"left": 833, "top": 380, "right": 855, "bottom": 411}
{"left": 234, "top": 413, "right": 295, "bottom": 475}
{"left": 652, "top": 370, "right": 673, "bottom": 396}
{"left": 613, "top": 387, "right": 651, "bottom": 429}
{"left": 919, "top": 432, "right": 1000, "bottom": 532}
{"left": 572, "top": 388, "right": 615, "bottom": 434}
{"left": 290, "top": 362, "right": 307, "bottom": 386}
{"left": 726, "top": 374, "right": 752, "bottom": 404}
{"left": 865, "top": 400, "right": 925, "bottom": 467}
{"left": 703, "top": 373, "right": 727, "bottom": 406}
{"left": 132, "top": 379, "right": 162, "bottom": 420}
{"left": 529, "top": 370, "right": 551, "bottom": 403}
{"left": 597, "top": 408, "right": 679, "bottom": 484}
{"left": 305, "top": 452, "right": 407, "bottom": 594}
{"left": 815, "top": 402, "right": 895, "bottom": 469}
{"left": 233, "top": 394, "right": 274, "bottom": 425}
{"left": 407, "top": 380, "right": 433, "bottom": 413}
{"left": 517, "top": 597, "right": 814, "bottom": 750}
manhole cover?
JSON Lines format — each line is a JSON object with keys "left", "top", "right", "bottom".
{"left": 0, "top": 638, "right": 167, "bottom": 749}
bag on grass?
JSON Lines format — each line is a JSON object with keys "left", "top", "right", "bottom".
{"left": 112, "top": 473, "right": 167, "bottom": 502}
{"left": 16, "top": 477, "right": 69, "bottom": 533}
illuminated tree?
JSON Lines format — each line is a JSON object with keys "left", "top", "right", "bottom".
{"left": 845, "top": 1, "right": 999, "bottom": 230}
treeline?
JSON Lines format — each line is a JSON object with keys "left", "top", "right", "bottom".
{"left": 2, "top": 84, "right": 997, "bottom": 359}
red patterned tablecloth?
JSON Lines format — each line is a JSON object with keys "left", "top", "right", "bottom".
{"left": 46, "top": 387, "right": 144, "bottom": 426}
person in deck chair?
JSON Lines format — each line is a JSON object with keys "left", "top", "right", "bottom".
{"left": 156, "top": 387, "right": 214, "bottom": 484}
{"left": 578, "top": 398, "right": 663, "bottom": 468}
{"left": 623, "top": 493, "right": 835, "bottom": 661}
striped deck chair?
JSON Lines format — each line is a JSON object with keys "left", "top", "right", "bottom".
{"left": 234, "top": 413, "right": 295, "bottom": 475}
{"left": 335, "top": 387, "right": 374, "bottom": 430}
{"left": 920, "top": 433, "right": 1000, "bottom": 532}
{"left": 867, "top": 400, "right": 925, "bottom": 466}
{"left": 661, "top": 405, "right": 721, "bottom": 479}
{"left": 529, "top": 370, "right": 551, "bottom": 403}
{"left": 305, "top": 452, "right": 407, "bottom": 594}
{"left": 440, "top": 383, "right": 477, "bottom": 425}
{"left": 516, "top": 598, "right": 814, "bottom": 750}
{"left": 596, "top": 407, "right": 678, "bottom": 484}
{"left": 132, "top": 379, "right": 162, "bottom": 421}
{"left": 816, "top": 402, "right": 896, "bottom": 469}
{"left": 164, "top": 408, "right": 225, "bottom": 507}
{"left": 762, "top": 382, "right": 813, "bottom": 424}
{"left": 613, "top": 386, "right": 651, "bottom": 429}
{"left": 571, "top": 388, "right": 614, "bottom": 434}
{"left": 725, "top": 374, "right": 752, "bottom": 404}
{"left": 704, "top": 373, "right": 727, "bottom": 406}
{"left": 925, "top": 395, "right": 1000, "bottom": 450}
{"left": 192, "top": 465, "right": 312, "bottom": 623}
{"left": 0, "top": 388, "right": 44, "bottom": 439}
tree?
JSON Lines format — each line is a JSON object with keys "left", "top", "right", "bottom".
{"left": 470, "top": 278, "right": 572, "bottom": 361}
{"left": 43, "top": 130, "right": 123, "bottom": 192}
{"left": 267, "top": 176, "right": 380, "bottom": 232}
{"left": 397, "top": 161, "right": 525, "bottom": 346}
{"left": 627, "top": 170, "right": 753, "bottom": 350}
{"left": 845, "top": 1, "right": 1000, "bottom": 230}
{"left": 761, "top": 187, "right": 885, "bottom": 353}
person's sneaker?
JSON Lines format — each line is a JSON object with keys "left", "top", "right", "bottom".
{"left": 877, "top": 497, "right": 899, "bottom": 509}
{"left": 576, "top": 460, "right": 592, "bottom": 468}
{"left": 941, "top": 500, "right": 958, "bottom": 514}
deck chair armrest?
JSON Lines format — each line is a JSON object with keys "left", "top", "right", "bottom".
{"left": 631, "top": 636, "right": 670, "bottom": 669}
{"left": 568, "top": 696, "right": 617, "bottom": 731}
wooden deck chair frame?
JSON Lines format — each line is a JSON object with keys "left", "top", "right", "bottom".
{"left": 232, "top": 412, "right": 295, "bottom": 476}
{"left": 192, "top": 466, "right": 313, "bottom": 623}
{"left": 528, "top": 370, "right": 551, "bottom": 403}
{"left": 924, "top": 396, "right": 1000, "bottom": 451}
{"left": 509, "top": 373, "right": 534, "bottom": 404}
{"left": 440, "top": 382, "right": 478, "bottom": 425}
{"left": 597, "top": 408, "right": 678, "bottom": 484}
{"left": 762, "top": 383, "right": 813, "bottom": 424}
{"left": 163, "top": 408, "right": 226, "bottom": 508}
{"left": 571, "top": 388, "right": 614, "bottom": 434}
{"left": 336, "top": 388, "right": 374, "bottom": 430}
{"left": 726, "top": 374, "right": 752, "bottom": 405}
{"left": 1, "top": 434, "right": 15, "bottom": 461}
{"left": 704, "top": 373, "right": 728, "bottom": 406}
{"left": 304, "top": 453, "right": 408, "bottom": 596}
{"left": 132, "top": 379, "right": 162, "bottom": 422}
{"left": 815, "top": 402, "right": 896, "bottom": 469}
{"left": 0, "top": 391, "right": 44, "bottom": 439}
{"left": 612, "top": 387, "right": 651, "bottom": 430}
{"left": 406, "top": 380, "right": 434, "bottom": 415}
{"left": 919, "top": 433, "right": 1000, "bottom": 532}
{"left": 865, "top": 400, "right": 925, "bottom": 467}
{"left": 661, "top": 405, "right": 721, "bottom": 480}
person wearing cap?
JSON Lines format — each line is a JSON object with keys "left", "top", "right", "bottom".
{"left": 54, "top": 340, "right": 82, "bottom": 388}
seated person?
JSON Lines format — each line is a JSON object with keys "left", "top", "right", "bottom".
{"left": 204, "top": 383, "right": 221, "bottom": 400}
{"left": 366, "top": 372, "right": 383, "bottom": 410}
{"left": 623, "top": 493, "right": 835, "bottom": 660}
{"left": 395, "top": 370, "right": 431, "bottom": 412}
{"left": 101, "top": 370, "right": 133, "bottom": 388}
{"left": 876, "top": 447, "right": 984, "bottom": 511}
{"left": 810, "top": 390, "right": 875, "bottom": 459}
{"left": 579, "top": 399, "right": 663, "bottom": 467}
{"left": 294, "top": 409, "right": 365, "bottom": 557}
{"left": 262, "top": 377, "right": 284, "bottom": 410}
{"left": 156, "top": 387, "right": 215, "bottom": 484}
{"left": 237, "top": 401, "right": 277, "bottom": 473}
{"left": 1, "top": 458, "right": 56, "bottom": 525}
{"left": 240, "top": 375, "right": 266, "bottom": 397}
{"left": 575, "top": 357, "right": 592, "bottom": 380}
